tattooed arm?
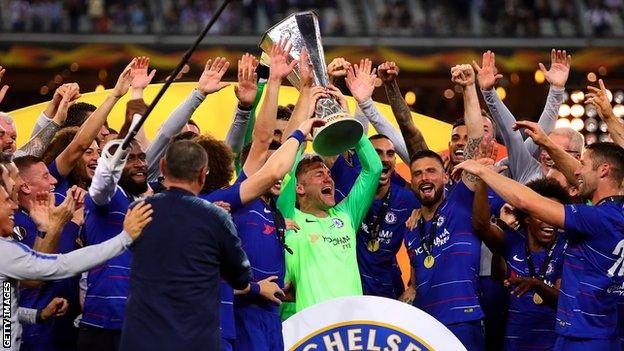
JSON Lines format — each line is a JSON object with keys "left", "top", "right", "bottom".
{"left": 17, "top": 121, "right": 62, "bottom": 158}
{"left": 378, "top": 62, "right": 428, "bottom": 159}
{"left": 451, "top": 64, "right": 484, "bottom": 191}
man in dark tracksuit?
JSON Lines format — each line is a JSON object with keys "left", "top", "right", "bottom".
{"left": 120, "top": 140, "right": 252, "bottom": 351}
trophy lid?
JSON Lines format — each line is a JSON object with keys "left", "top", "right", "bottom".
{"left": 259, "top": 11, "right": 329, "bottom": 88}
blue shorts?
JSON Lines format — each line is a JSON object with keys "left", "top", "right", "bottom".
{"left": 554, "top": 335, "right": 621, "bottom": 351}
{"left": 234, "top": 305, "right": 283, "bottom": 351}
{"left": 447, "top": 320, "right": 485, "bottom": 351}
{"left": 222, "top": 337, "right": 235, "bottom": 351}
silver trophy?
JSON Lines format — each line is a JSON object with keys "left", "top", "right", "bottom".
{"left": 260, "top": 11, "right": 363, "bottom": 156}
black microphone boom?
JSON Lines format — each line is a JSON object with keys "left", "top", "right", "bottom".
{"left": 121, "top": 0, "right": 232, "bottom": 150}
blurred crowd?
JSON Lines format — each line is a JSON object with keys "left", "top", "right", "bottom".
{"left": 1, "top": 0, "right": 623, "bottom": 37}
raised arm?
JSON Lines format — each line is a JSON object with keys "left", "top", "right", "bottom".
{"left": 145, "top": 57, "right": 230, "bottom": 182}
{"left": 346, "top": 58, "right": 410, "bottom": 163}
{"left": 19, "top": 84, "right": 81, "bottom": 158}
{"left": 515, "top": 121, "right": 580, "bottom": 187}
{"left": 335, "top": 133, "right": 383, "bottom": 230}
{"left": 280, "top": 47, "right": 316, "bottom": 142}
{"left": 379, "top": 61, "right": 428, "bottom": 159}
{"left": 117, "top": 56, "right": 156, "bottom": 149}
{"left": 474, "top": 51, "right": 543, "bottom": 184}
{"left": 239, "top": 116, "right": 323, "bottom": 206}
{"left": 243, "top": 39, "right": 296, "bottom": 177}
{"left": 225, "top": 53, "right": 259, "bottom": 154}
{"left": 473, "top": 179, "right": 506, "bottom": 254}
{"left": 0, "top": 203, "right": 152, "bottom": 281}
{"left": 454, "top": 160, "right": 565, "bottom": 228}
{"left": 55, "top": 61, "right": 135, "bottom": 177}
{"left": 586, "top": 79, "right": 624, "bottom": 148}
{"left": 451, "top": 64, "right": 484, "bottom": 191}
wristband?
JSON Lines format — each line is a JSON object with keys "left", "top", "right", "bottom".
{"left": 237, "top": 103, "right": 253, "bottom": 112}
{"left": 249, "top": 282, "right": 261, "bottom": 295}
{"left": 288, "top": 130, "right": 306, "bottom": 145}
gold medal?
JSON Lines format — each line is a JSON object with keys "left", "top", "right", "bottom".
{"left": 423, "top": 255, "right": 435, "bottom": 269}
{"left": 367, "top": 239, "right": 380, "bottom": 252}
{"left": 533, "top": 293, "right": 543, "bottom": 305}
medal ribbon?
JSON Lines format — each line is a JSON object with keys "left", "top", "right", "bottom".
{"left": 365, "top": 187, "right": 392, "bottom": 242}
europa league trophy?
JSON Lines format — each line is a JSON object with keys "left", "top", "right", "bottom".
{"left": 260, "top": 11, "right": 363, "bottom": 156}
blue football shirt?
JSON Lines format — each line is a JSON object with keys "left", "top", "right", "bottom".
{"left": 404, "top": 181, "right": 483, "bottom": 326}
{"left": 557, "top": 199, "right": 624, "bottom": 339}
{"left": 502, "top": 228, "right": 565, "bottom": 349}
{"left": 81, "top": 187, "right": 133, "bottom": 329}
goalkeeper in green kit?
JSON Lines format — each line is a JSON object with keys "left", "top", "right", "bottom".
{"left": 277, "top": 115, "right": 382, "bottom": 314}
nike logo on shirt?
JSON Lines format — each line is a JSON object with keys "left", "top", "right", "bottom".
{"left": 513, "top": 255, "right": 524, "bottom": 262}
{"left": 263, "top": 208, "right": 271, "bottom": 214}
{"left": 305, "top": 219, "right": 318, "bottom": 223}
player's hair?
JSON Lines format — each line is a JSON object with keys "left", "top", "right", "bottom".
{"left": 452, "top": 113, "right": 497, "bottom": 137}
{"left": 164, "top": 140, "right": 208, "bottom": 182}
{"left": 66, "top": 102, "right": 97, "bottom": 127}
{"left": 187, "top": 119, "right": 200, "bottom": 133}
{"left": 13, "top": 155, "right": 42, "bottom": 174}
{"left": 192, "top": 133, "right": 234, "bottom": 193}
{"left": 41, "top": 127, "right": 79, "bottom": 165}
{"left": 295, "top": 154, "right": 326, "bottom": 179}
{"left": 452, "top": 118, "right": 465, "bottom": 129}
{"left": 551, "top": 127, "right": 585, "bottom": 154}
{"left": 409, "top": 150, "right": 445, "bottom": 168}
{"left": 172, "top": 131, "right": 198, "bottom": 143}
{"left": 369, "top": 134, "right": 392, "bottom": 142}
{"left": 587, "top": 142, "right": 624, "bottom": 183}
{"left": 277, "top": 105, "right": 293, "bottom": 121}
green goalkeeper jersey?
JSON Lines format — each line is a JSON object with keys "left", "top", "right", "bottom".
{"left": 277, "top": 134, "right": 382, "bottom": 313}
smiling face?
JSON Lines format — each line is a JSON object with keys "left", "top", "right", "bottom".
{"left": 449, "top": 125, "right": 468, "bottom": 165}
{"left": 82, "top": 140, "right": 100, "bottom": 180}
{"left": 118, "top": 141, "right": 148, "bottom": 196}
{"left": 574, "top": 149, "right": 599, "bottom": 200}
{"left": 0, "top": 185, "right": 18, "bottom": 236}
{"left": 410, "top": 156, "right": 448, "bottom": 207}
{"left": 20, "top": 161, "right": 58, "bottom": 196}
{"left": 526, "top": 212, "right": 557, "bottom": 247}
{"left": 296, "top": 161, "right": 336, "bottom": 211}
{"left": 371, "top": 137, "right": 396, "bottom": 187}
{"left": 0, "top": 117, "right": 16, "bottom": 162}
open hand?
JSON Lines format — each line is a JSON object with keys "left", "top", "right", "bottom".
{"left": 198, "top": 57, "right": 230, "bottom": 96}
{"left": 234, "top": 53, "right": 259, "bottom": 108}
{"left": 539, "top": 49, "right": 571, "bottom": 89}
{"left": 269, "top": 37, "right": 298, "bottom": 81}
{"left": 123, "top": 202, "right": 153, "bottom": 240}
{"left": 131, "top": 56, "right": 157, "bottom": 91}
{"left": 586, "top": 79, "right": 615, "bottom": 120}
{"left": 473, "top": 51, "right": 503, "bottom": 91}
{"left": 513, "top": 120, "right": 549, "bottom": 146}
{"left": 345, "top": 58, "right": 377, "bottom": 103}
